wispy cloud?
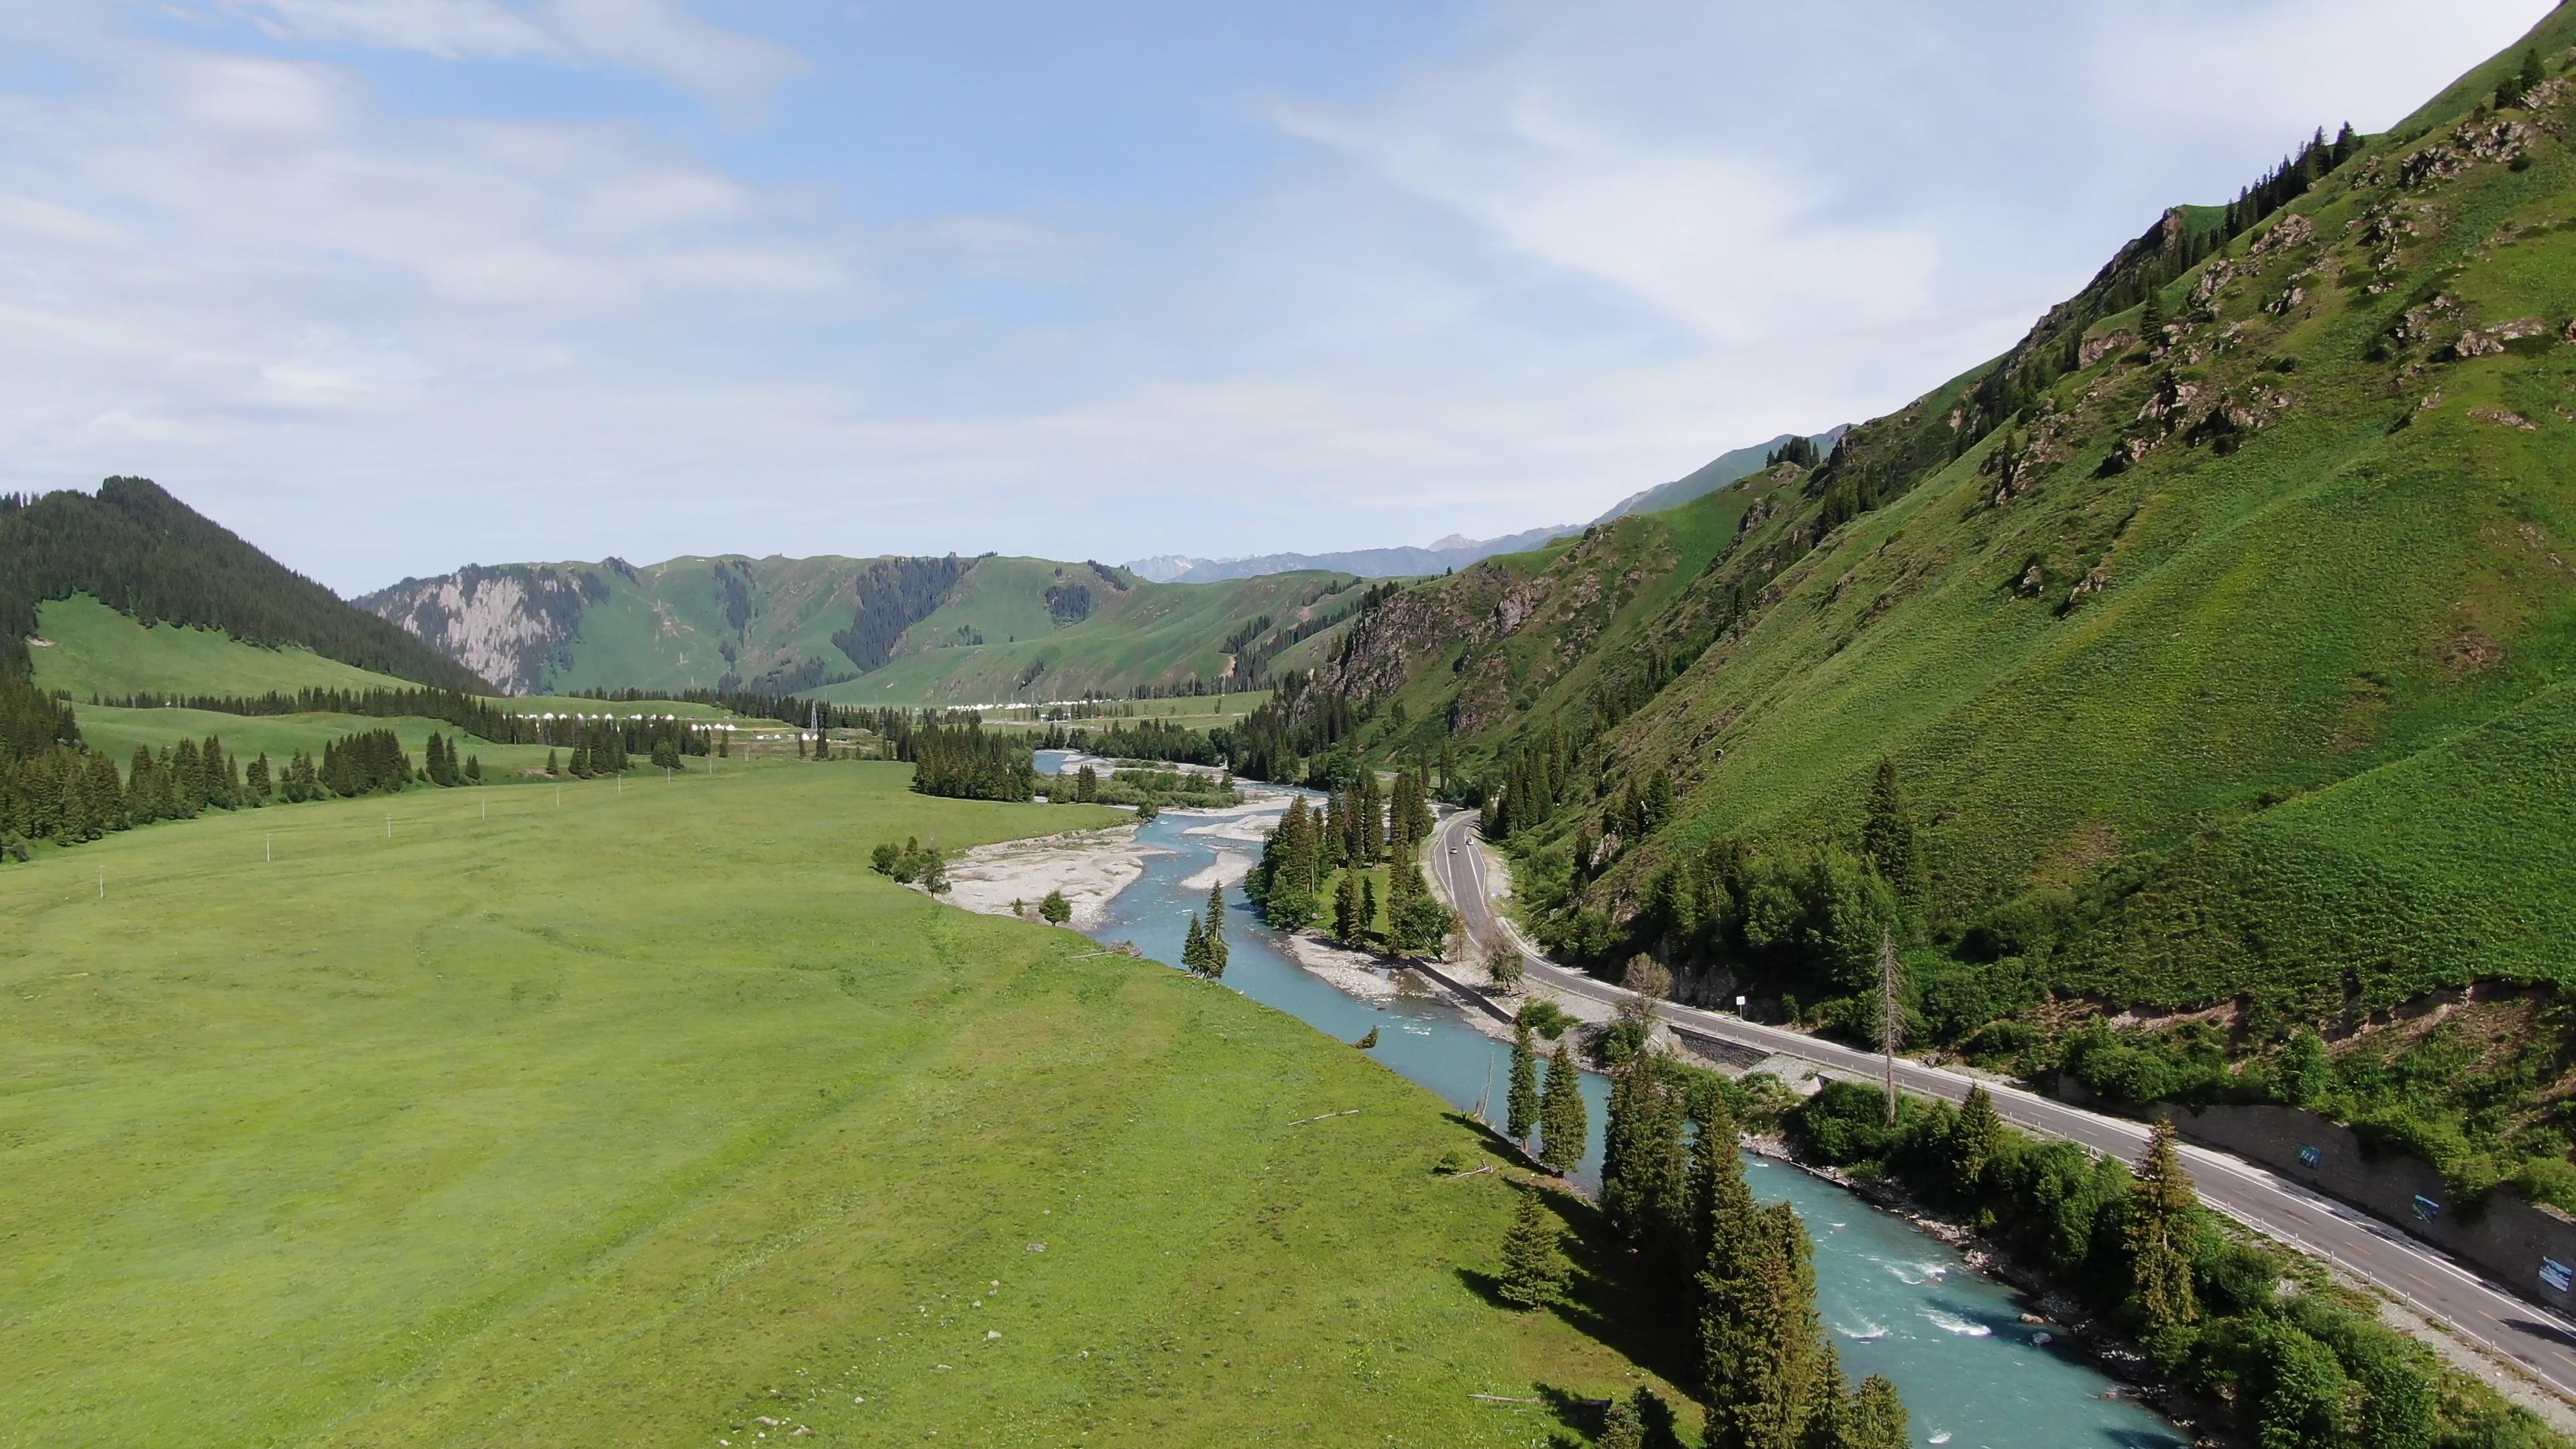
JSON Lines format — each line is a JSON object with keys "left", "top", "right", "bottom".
{"left": 207, "top": 0, "right": 802, "bottom": 117}
{"left": 0, "top": 1, "right": 2556, "bottom": 590}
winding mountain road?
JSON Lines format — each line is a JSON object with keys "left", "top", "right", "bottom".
{"left": 1430, "top": 808, "right": 2576, "bottom": 1409}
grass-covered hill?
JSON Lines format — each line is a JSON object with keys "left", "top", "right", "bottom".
{"left": 0, "top": 765, "right": 1672, "bottom": 1446}
{"left": 29, "top": 593, "right": 425, "bottom": 702}
{"left": 362, "top": 550, "right": 1366, "bottom": 704}
{"left": 2, "top": 479, "right": 489, "bottom": 694}
{"left": 1291, "top": 11, "right": 2576, "bottom": 1190}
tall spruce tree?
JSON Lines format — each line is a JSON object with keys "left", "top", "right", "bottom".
{"left": 1538, "top": 1039, "right": 1589, "bottom": 1174}
{"left": 1181, "top": 914, "right": 1208, "bottom": 973}
{"left": 1334, "top": 867, "right": 1366, "bottom": 946}
{"left": 2127, "top": 1120, "right": 2202, "bottom": 1337}
{"left": 1841, "top": 1375, "right": 1910, "bottom": 1449}
{"left": 1202, "top": 878, "right": 1228, "bottom": 977}
{"left": 1497, "top": 1187, "right": 1568, "bottom": 1309}
{"left": 1703, "top": 1203, "right": 1833, "bottom": 1449}
{"left": 1861, "top": 758, "right": 1928, "bottom": 912}
{"left": 1949, "top": 1085, "right": 2007, "bottom": 1203}
{"left": 1601, "top": 1054, "right": 1667, "bottom": 1242}
{"left": 1507, "top": 1021, "right": 1541, "bottom": 1146}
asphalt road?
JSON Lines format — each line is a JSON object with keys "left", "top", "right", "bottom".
{"left": 1430, "top": 808, "right": 2576, "bottom": 1406}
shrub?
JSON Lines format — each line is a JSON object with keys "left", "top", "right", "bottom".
{"left": 1038, "top": 890, "right": 1071, "bottom": 924}
{"left": 1517, "top": 999, "right": 1576, "bottom": 1039}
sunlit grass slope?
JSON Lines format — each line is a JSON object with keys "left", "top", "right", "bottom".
{"left": 32, "top": 593, "right": 419, "bottom": 700}
{"left": 72, "top": 702, "right": 563, "bottom": 780}
{"left": 0, "top": 763, "right": 1665, "bottom": 1447}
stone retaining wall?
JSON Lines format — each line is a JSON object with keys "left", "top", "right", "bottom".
{"left": 2057, "top": 1082, "right": 2576, "bottom": 1312}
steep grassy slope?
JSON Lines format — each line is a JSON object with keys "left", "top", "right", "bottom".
{"left": 820, "top": 568, "right": 1362, "bottom": 706}
{"left": 1592, "top": 425, "right": 1849, "bottom": 523}
{"left": 1312, "top": 476, "right": 1767, "bottom": 771}
{"left": 368, "top": 553, "right": 1357, "bottom": 704}
{"left": 0, "top": 765, "right": 1668, "bottom": 1446}
{"left": 2, "top": 479, "right": 490, "bottom": 692}
{"left": 1320, "top": 12, "right": 2576, "bottom": 1055}
{"left": 32, "top": 595, "right": 423, "bottom": 701}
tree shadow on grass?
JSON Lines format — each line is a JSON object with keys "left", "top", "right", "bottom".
{"left": 1440, "top": 1124, "right": 1706, "bottom": 1408}
{"left": 1441, "top": 1110, "right": 1546, "bottom": 1171}
{"left": 1536, "top": 1181, "right": 1705, "bottom": 1393}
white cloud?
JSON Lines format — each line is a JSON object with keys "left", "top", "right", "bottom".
{"left": 0, "top": 0, "right": 2559, "bottom": 592}
{"left": 219, "top": 0, "right": 555, "bottom": 59}
{"left": 1273, "top": 95, "right": 1939, "bottom": 345}
{"left": 2086, "top": 0, "right": 2548, "bottom": 140}
{"left": 541, "top": 0, "right": 803, "bottom": 121}
{"left": 207, "top": 0, "right": 800, "bottom": 115}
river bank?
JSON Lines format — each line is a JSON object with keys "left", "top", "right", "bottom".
{"left": 1742, "top": 1134, "right": 2229, "bottom": 1443}
{"left": 937, "top": 822, "right": 1154, "bottom": 930}
{"left": 938, "top": 785, "right": 2193, "bottom": 1446}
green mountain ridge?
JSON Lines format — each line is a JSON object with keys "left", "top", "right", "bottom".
{"left": 361, "top": 551, "right": 1367, "bottom": 704}
{"left": 1265, "top": 9, "right": 2576, "bottom": 1179}
{"left": 2, "top": 479, "right": 488, "bottom": 694}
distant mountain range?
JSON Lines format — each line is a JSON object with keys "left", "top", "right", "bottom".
{"left": 1122, "top": 425, "right": 1848, "bottom": 584}
{"left": 1588, "top": 425, "right": 1849, "bottom": 523}
{"left": 1124, "top": 524, "right": 1581, "bottom": 584}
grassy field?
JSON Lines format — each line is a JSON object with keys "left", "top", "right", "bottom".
{"left": 33, "top": 594, "right": 421, "bottom": 700}
{"left": 495, "top": 694, "right": 761, "bottom": 721}
{"left": 0, "top": 763, "right": 1673, "bottom": 1447}
{"left": 72, "top": 702, "right": 566, "bottom": 780}
{"left": 982, "top": 691, "right": 1274, "bottom": 732}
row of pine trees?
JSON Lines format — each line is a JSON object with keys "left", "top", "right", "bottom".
{"left": 1493, "top": 1046, "right": 1914, "bottom": 1448}
{"left": 1, "top": 704, "right": 492, "bottom": 856}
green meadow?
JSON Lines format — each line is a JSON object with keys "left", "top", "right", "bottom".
{"left": 72, "top": 702, "right": 563, "bottom": 780}
{"left": 0, "top": 762, "right": 1670, "bottom": 1447}
{"left": 32, "top": 593, "right": 420, "bottom": 700}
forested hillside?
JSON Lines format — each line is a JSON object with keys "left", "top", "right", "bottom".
{"left": 366, "top": 551, "right": 1363, "bottom": 704}
{"left": 1247, "top": 12, "right": 2576, "bottom": 1199}
{"left": 1, "top": 479, "right": 489, "bottom": 692}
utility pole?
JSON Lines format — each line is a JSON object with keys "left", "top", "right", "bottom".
{"left": 265, "top": 835, "right": 272, "bottom": 864}
{"left": 1879, "top": 928, "right": 1904, "bottom": 1126}
{"left": 386, "top": 814, "right": 393, "bottom": 840}
{"left": 97, "top": 864, "right": 103, "bottom": 900}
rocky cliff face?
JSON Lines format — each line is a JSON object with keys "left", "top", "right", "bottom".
{"left": 1324, "top": 515, "right": 1688, "bottom": 735}
{"left": 357, "top": 564, "right": 600, "bottom": 694}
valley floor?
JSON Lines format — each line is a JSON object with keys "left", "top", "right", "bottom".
{"left": 0, "top": 763, "right": 1670, "bottom": 1448}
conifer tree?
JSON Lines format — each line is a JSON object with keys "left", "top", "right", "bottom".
{"left": 1701, "top": 1202, "right": 1832, "bottom": 1449}
{"left": 1861, "top": 758, "right": 1928, "bottom": 912}
{"left": 1334, "top": 867, "right": 1366, "bottom": 946}
{"left": 1360, "top": 871, "right": 1377, "bottom": 939}
{"left": 545, "top": 748, "right": 559, "bottom": 777}
{"left": 1038, "top": 889, "right": 1071, "bottom": 924}
{"left": 1202, "top": 878, "right": 1228, "bottom": 977}
{"left": 246, "top": 753, "right": 272, "bottom": 804}
{"left": 1597, "top": 1395, "right": 1644, "bottom": 1449}
{"left": 1841, "top": 1374, "right": 1909, "bottom": 1449}
{"left": 1949, "top": 1085, "right": 2007, "bottom": 1202}
{"left": 1538, "top": 1039, "right": 1589, "bottom": 1174}
{"left": 1497, "top": 1187, "right": 1568, "bottom": 1309}
{"left": 2127, "top": 1120, "right": 2202, "bottom": 1336}
{"left": 1181, "top": 914, "right": 1208, "bottom": 973}
{"left": 1507, "top": 1022, "right": 1541, "bottom": 1146}
{"left": 1601, "top": 1054, "right": 1660, "bottom": 1240}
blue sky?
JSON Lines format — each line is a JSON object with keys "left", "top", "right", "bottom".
{"left": 0, "top": 0, "right": 2552, "bottom": 591}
